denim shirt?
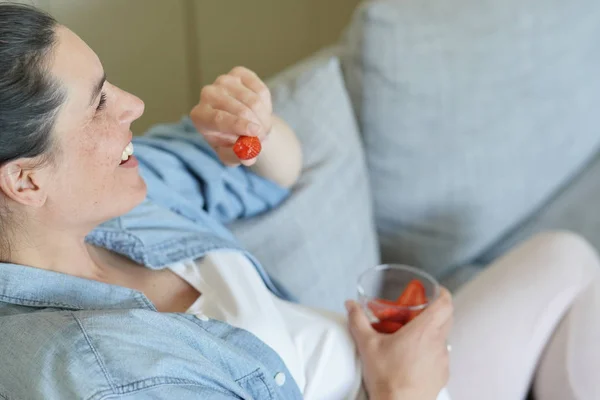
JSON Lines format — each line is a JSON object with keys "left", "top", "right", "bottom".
{"left": 0, "top": 118, "right": 303, "bottom": 400}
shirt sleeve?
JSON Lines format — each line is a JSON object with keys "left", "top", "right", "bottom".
{"left": 132, "top": 117, "right": 290, "bottom": 224}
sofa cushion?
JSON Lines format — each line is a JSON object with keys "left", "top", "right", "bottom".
{"left": 229, "top": 51, "right": 379, "bottom": 312}
{"left": 341, "top": 0, "right": 600, "bottom": 276}
{"left": 477, "top": 150, "right": 600, "bottom": 265}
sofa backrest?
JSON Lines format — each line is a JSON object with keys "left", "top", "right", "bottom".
{"left": 341, "top": 0, "right": 600, "bottom": 275}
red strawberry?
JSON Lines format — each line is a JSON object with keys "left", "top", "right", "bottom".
{"left": 371, "top": 321, "right": 404, "bottom": 334}
{"left": 396, "top": 280, "right": 427, "bottom": 307}
{"left": 368, "top": 300, "right": 410, "bottom": 324}
{"left": 233, "top": 136, "right": 262, "bottom": 160}
{"left": 396, "top": 279, "right": 428, "bottom": 321}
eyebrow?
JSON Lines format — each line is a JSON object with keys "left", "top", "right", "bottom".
{"left": 89, "top": 72, "right": 107, "bottom": 107}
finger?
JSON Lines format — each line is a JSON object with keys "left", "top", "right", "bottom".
{"left": 434, "top": 289, "right": 454, "bottom": 335}
{"left": 416, "top": 288, "right": 454, "bottom": 330}
{"left": 439, "top": 313, "right": 454, "bottom": 340}
{"left": 229, "top": 66, "right": 272, "bottom": 110}
{"left": 216, "top": 146, "right": 258, "bottom": 167}
{"left": 240, "top": 157, "right": 258, "bottom": 167}
{"left": 345, "top": 300, "right": 374, "bottom": 346}
{"left": 203, "top": 83, "right": 263, "bottom": 128}
{"left": 438, "top": 303, "right": 454, "bottom": 339}
{"left": 203, "top": 130, "right": 237, "bottom": 148}
{"left": 216, "top": 147, "right": 241, "bottom": 167}
{"left": 191, "top": 103, "right": 261, "bottom": 137}
{"left": 220, "top": 80, "right": 272, "bottom": 135}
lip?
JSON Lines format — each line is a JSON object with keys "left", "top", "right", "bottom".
{"left": 119, "top": 155, "right": 138, "bottom": 169}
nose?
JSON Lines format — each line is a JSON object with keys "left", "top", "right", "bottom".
{"left": 118, "top": 91, "right": 145, "bottom": 125}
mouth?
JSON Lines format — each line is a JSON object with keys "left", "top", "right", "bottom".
{"left": 119, "top": 142, "right": 135, "bottom": 165}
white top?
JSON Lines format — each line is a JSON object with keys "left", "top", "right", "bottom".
{"left": 169, "top": 250, "right": 451, "bottom": 400}
{"left": 168, "top": 250, "right": 363, "bottom": 400}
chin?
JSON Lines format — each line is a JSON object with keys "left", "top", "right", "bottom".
{"left": 113, "top": 177, "right": 148, "bottom": 218}
{"left": 128, "top": 177, "right": 148, "bottom": 208}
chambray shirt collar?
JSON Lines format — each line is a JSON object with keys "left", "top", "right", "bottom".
{"left": 0, "top": 262, "right": 155, "bottom": 311}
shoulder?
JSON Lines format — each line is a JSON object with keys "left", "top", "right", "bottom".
{"left": 0, "top": 309, "right": 105, "bottom": 399}
{"left": 0, "top": 309, "right": 228, "bottom": 400}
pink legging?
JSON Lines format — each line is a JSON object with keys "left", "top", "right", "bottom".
{"left": 448, "top": 231, "right": 600, "bottom": 400}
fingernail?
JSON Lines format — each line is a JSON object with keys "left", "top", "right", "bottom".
{"left": 248, "top": 122, "right": 260, "bottom": 135}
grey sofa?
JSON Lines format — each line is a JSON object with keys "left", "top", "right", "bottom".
{"left": 229, "top": 0, "right": 600, "bottom": 312}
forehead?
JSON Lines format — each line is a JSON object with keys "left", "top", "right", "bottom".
{"left": 51, "top": 26, "right": 103, "bottom": 105}
{"left": 48, "top": 26, "right": 104, "bottom": 135}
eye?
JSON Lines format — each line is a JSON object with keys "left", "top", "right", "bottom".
{"left": 96, "top": 92, "right": 107, "bottom": 112}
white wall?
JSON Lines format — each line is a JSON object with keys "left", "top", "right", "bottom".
{"left": 7, "top": 0, "right": 361, "bottom": 133}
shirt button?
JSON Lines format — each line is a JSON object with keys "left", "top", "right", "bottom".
{"left": 194, "top": 314, "right": 209, "bottom": 322}
{"left": 274, "top": 372, "right": 286, "bottom": 386}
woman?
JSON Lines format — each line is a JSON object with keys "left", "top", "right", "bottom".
{"left": 0, "top": 4, "right": 599, "bottom": 400}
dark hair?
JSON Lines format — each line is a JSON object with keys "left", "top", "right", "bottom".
{"left": 0, "top": 3, "right": 63, "bottom": 166}
{"left": 0, "top": 3, "right": 64, "bottom": 259}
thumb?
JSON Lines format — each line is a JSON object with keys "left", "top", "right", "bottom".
{"left": 215, "top": 146, "right": 242, "bottom": 167}
{"left": 413, "top": 287, "right": 453, "bottom": 331}
{"left": 345, "top": 300, "right": 374, "bottom": 346}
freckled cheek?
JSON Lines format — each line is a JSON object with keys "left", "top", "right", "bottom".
{"left": 78, "top": 127, "right": 120, "bottom": 169}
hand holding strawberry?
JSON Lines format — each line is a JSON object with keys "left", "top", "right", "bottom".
{"left": 189, "top": 66, "right": 272, "bottom": 166}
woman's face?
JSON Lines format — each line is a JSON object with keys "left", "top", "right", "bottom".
{"left": 42, "top": 26, "right": 147, "bottom": 227}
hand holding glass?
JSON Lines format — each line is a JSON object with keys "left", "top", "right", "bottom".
{"left": 357, "top": 264, "right": 440, "bottom": 333}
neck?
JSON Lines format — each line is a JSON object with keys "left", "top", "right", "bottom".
{"left": 4, "top": 221, "right": 110, "bottom": 282}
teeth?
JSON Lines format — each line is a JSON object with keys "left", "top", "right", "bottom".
{"left": 120, "top": 142, "right": 134, "bottom": 162}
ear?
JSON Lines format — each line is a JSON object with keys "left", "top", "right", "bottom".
{"left": 0, "top": 159, "right": 48, "bottom": 208}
